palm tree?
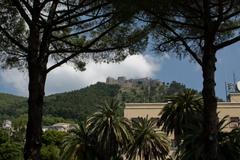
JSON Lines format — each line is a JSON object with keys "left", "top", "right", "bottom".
{"left": 126, "top": 117, "right": 169, "bottom": 160}
{"left": 158, "top": 89, "right": 203, "bottom": 146}
{"left": 87, "top": 99, "right": 133, "bottom": 160}
{"left": 61, "top": 121, "right": 96, "bottom": 160}
{"left": 176, "top": 116, "right": 240, "bottom": 160}
{"left": 218, "top": 127, "right": 240, "bottom": 160}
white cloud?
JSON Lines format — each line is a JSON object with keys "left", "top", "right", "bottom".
{"left": 0, "top": 69, "right": 28, "bottom": 96}
{"left": 0, "top": 54, "right": 165, "bottom": 96}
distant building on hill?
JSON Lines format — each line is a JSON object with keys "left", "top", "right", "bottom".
{"left": 2, "top": 120, "right": 12, "bottom": 130}
{"left": 42, "top": 123, "right": 77, "bottom": 132}
{"left": 106, "top": 76, "right": 162, "bottom": 88}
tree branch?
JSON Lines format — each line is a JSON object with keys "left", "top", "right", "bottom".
{"left": 0, "top": 26, "right": 28, "bottom": 52}
{"left": 215, "top": 35, "right": 240, "bottom": 50}
{"left": 39, "top": 0, "right": 59, "bottom": 61}
{"left": 51, "top": 18, "right": 111, "bottom": 41}
{"left": 20, "top": 0, "right": 33, "bottom": 14}
{"left": 223, "top": 10, "right": 240, "bottom": 21}
{"left": 161, "top": 22, "right": 203, "bottom": 66}
{"left": 218, "top": 25, "right": 240, "bottom": 32}
{"left": 11, "top": 0, "right": 31, "bottom": 26}
{"left": 54, "top": 2, "right": 110, "bottom": 25}
{"left": 46, "top": 21, "right": 121, "bottom": 73}
{"left": 48, "top": 45, "right": 126, "bottom": 54}
{"left": 52, "top": 13, "right": 112, "bottom": 31}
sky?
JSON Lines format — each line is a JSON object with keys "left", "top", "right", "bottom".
{"left": 0, "top": 43, "right": 240, "bottom": 101}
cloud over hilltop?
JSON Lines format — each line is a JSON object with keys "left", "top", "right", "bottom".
{"left": 0, "top": 54, "right": 165, "bottom": 96}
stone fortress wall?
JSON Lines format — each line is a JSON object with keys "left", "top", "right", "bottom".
{"left": 106, "top": 76, "right": 162, "bottom": 88}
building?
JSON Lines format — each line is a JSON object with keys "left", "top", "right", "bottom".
{"left": 43, "top": 123, "right": 77, "bottom": 132}
{"left": 124, "top": 93, "right": 240, "bottom": 142}
{"left": 106, "top": 76, "right": 162, "bottom": 88}
{"left": 2, "top": 120, "right": 12, "bottom": 130}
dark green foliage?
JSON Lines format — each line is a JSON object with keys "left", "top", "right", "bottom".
{"left": 0, "top": 93, "right": 27, "bottom": 121}
{"left": 159, "top": 91, "right": 240, "bottom": 160}
{"left": 117, "top": 81, "right": 196, "bottom": 103}
{"left": 61, "top": 101, "right": 170, "bottom": 160}
{"left": 218, "top": 128, "right": 240, "bottom": 160}
{"left": 42, "top": 130, "right": 67, "bottom": 146}
{"left": 0, "top": 128, "right": 24, "bottom": 160}
{"left": 43, "top": 80, "right": 193, "bottom": 121}
{"left": 126, "top": 117, "right": 169, "bottom": 160}
{"left": 41, "top": 130, "right": 67, "bottom": 160}
{"left": 61, "top": 122, "right": 97, "bottom": 160}
{"left": 176, "top": 116, "right": 240, "bottom": 160}
{"left": 44, "top": 82, "right": 121, "bottom": 120}
{"left": 40, "top": 144, "right": 60, "bottom": 160}
{"left": 0, "top": 81, "right": 201, "bottom": 121}
{"left": 12, "top": 114, "right": 27, "bottom": 143}
{"left": 0, "top": 129, "right": 9, "bottom": 144}
{"left": 87, "top": 99, "right": 133, "bottom": 160}
{"left": 158, "top": 90, "right": 203, "bottom": 139}
{"left": 0, "top": 142, "right": 23, "bottom": 160}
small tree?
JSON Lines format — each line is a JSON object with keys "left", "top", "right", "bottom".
{"left": 0, "top": 0, "right": 148, "bottom": 159}
{"left": 87, "top": 100, "right": 133, "bottom": 160}
{"left": 158, "top": 90, "right": 203, "bottom": 147}
{"left": 126, "top": 117, "right": 169, "bottom": 160}
{"left": 61, "top": 121, "right": 97, "bottom": 160}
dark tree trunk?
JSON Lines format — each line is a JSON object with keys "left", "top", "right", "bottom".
{"left": 24, "top": 62, "right": 47, "bottom": 160}
{"left": 202, "top": 46, "right": 218, "bottom": 160}
{"left": 144, "top": 154, "right": 149, "bottom": 160}
{"left": 24, "top": 9, "right": 47, "bottom": 157}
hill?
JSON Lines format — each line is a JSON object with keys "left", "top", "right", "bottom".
{"left": 0, "top": 93, "right": 27, "bottom": 121}
{"left": 0, "top": 80, "right": 197, "bottom": 121}
{"left": 43, "top": 82, "right": 121, "bottom": 121}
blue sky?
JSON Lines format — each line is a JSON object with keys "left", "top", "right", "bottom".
{"left": 0, "top": 43, "right": 240, "bottom": 100}
{"left": 152, "top": 42, "right": 240, "bottom": 100}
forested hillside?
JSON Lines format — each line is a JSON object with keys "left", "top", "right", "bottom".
{"left": 0, "top": 80, "right": 197, "bottom": 121}
{"left": 43, "top": 82, "right": 121, "bottom": 121}
{"left": 117, "top": 81, "right": 190, "bottom": 103}
{"left": 0, "top": 93, "right": 27, "bottom": 121}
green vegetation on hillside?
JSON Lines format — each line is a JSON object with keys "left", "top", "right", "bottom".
{"left": 43, "top": 82, "right": 121, "bottom": 121}
{"left": 0, "top": 80, "right": 199, "bottom": 121}
{"left": 0, "top": 93, "right": 27, "bottom": 122}
{"left": 117, "top": 81, "right": 192, "bottom": 103}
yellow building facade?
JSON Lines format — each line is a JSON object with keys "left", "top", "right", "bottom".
{"left": 124, "top": 93, "right": 240, "bottom": 132}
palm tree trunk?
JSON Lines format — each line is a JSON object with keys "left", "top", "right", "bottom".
{"left": 175, "top": 128, "right": 181, "bottom": 147}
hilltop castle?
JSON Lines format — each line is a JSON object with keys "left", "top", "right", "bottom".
{"left": 106, "top": 76, "right": 162, "bottom": 88}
